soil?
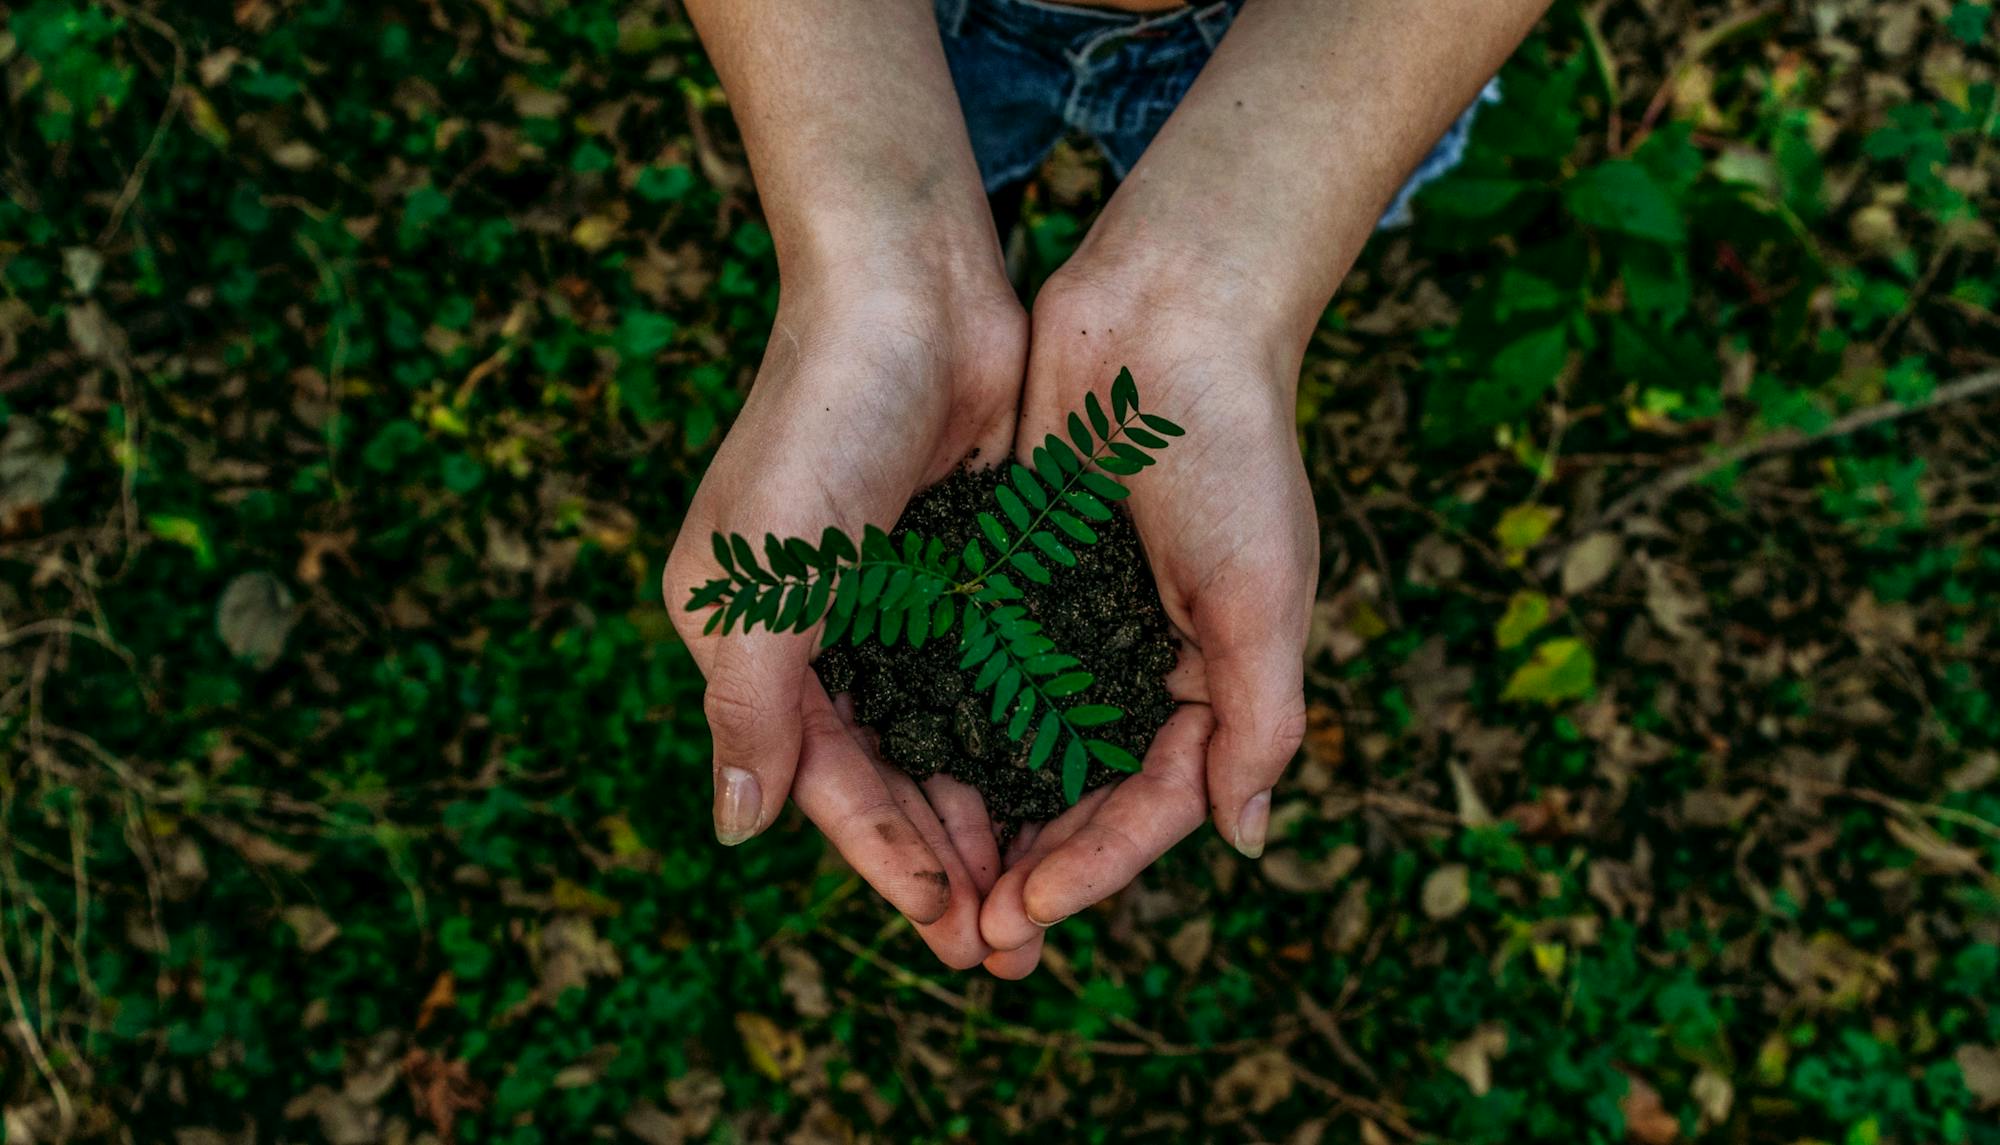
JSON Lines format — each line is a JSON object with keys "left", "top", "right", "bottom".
{"left": 814, "top": 466, "right": 1179, "bottom": 826}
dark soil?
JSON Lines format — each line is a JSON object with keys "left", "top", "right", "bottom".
{"left": 814, "top": 466, "right": 1178, "bottom": 825}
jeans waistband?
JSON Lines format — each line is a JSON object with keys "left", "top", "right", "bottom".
{"left": 937, "top": 0, "right": 1237, "bottom": 51}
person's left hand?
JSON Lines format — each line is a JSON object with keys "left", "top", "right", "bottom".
{"left": 975, "top": 259, "right": 1319, "bottom": 977}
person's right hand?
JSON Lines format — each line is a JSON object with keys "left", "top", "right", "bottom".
{"left": 662, "top": 250, "right": 1025, "bottom": 969}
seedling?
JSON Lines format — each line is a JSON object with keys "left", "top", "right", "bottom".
{"left": 684, "top": 368, "right": 1183, "bottom": 803}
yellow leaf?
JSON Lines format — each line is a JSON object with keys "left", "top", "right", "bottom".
{"left": 571, "top": 214, "right": 619, "bottom": 251}
{"left": 1502, "top": 637, "right": 1596, "bottom": 705}
{"left": 1531, "top": 941, "right": 1567, "bottom": 980}
{"left": 185, "top": 90, "right": 232, "bottom": 147}
{"left": 1493, "top": 503, "right": 1560, "bottom": 567}
{"left": 1495, "top": 591, "right": 1550, "bottom": 649}
{"left": 551, "top": 877, "right": 622, "bottom": 918}
{"left": 734, "top": 1012, "right": 804, "bottom": 1081}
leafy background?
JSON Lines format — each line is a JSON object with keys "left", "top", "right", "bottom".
{"left": 3, "top": 0, "right": 1999, "bottom": 1142}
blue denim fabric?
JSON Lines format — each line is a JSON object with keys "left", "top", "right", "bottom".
{"left": 933, "top": 0, "right": 1499, "bottom": 228}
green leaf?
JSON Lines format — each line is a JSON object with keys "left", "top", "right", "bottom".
{"left": 1065, "top": 490, "right": 1113, "bottom": 521}
{"left": 711, "top": 533, "right": 735, "bottom": 574}
{"left": 784, "top": 536, "right": 819, "bottom": 574}
{"left": 991, "top": 668, "right": 1022, "bottom": 721}
{"left": 931, "top": 596, "right": 954, "bottom": 638}
{"left": 730, "top": 535, "right": 769, "bottom": 582}
{"left": 1010, "top": 464, "right": 1048, "bottom": 510}
{"left": 1085, "top": 740, "right": 1141, "bottom": 772}
{"left": 879, "top": 601, "right": 904, "bottom": 647}
{"left": 973, "top": 652, "right": 1008, "bottom": 691}
{"left": 1110, "top": 442, "right": 1152, "bottom": 467}
{"left": 1046, "top": 436, "right": 1082, "bottom": 474}
{"left": 1111, "top": 367, "right": 1139, "bottom": 420}
{"left": 964, "top": 539, "right": 988, "bottom": 574}
{"left": 1009, "top": 551, "right": 1051, "bottom": 584}
{"left": 1418, "top": 176, "right": 1533, "bottom": 219}
{"left": 994, "top": 485, "right": 1031, "bottom": 531}
{"left": 1079, "top": 472, "right": 1129, "bottom": 501}
{"left": 1062, "top": 737, "right": 1087, "bottom": 804}
{"left": 960, "top": 633, "right": 996, "bottom": 670}
{"left": 765, "top": 534, "right": 805, "bottom": 578}
{"left": 849, "top": 604, "right": 876, "bottom": 644}
{"left": 1139, "top": 413, "right": 1185, "bottom": 438}
{"left": 1049, "top": 510, "right": 1099, "bottom": 545}
{"left": 775, "top": 584, "right": 806, "bottom": 630}
{"left": 1086, "top": 392, "right": 1111, "bottom": 440}
{"left": 1068, "top": 412, "right": 1093, "bottom": 455}
{"left": 1065, "top": 705, "right": 1122, "bottom": 728}
{"left": 802, "top": 574, "right": 832, "bottom": 629}
{"left": 978, "top": 512, "right": 1009, "bottom": 552}
{"left": 859, "top": 565, "right": 887, "bottom": 604}
{"left": 983, "top": 573, "right": 1023, "bottom": 600}
{"left": 704, "top": 609, "right": 724, "bottom": 636}
{"left": 686, "top": 580, "right": 730, "bottom": 611}
{"left": 1007, "top": 691, "right": 1035, "bottom": 739}
{"left": 1099, "top": 454, "right": 1141, "bottom": 477}
{"left": 1125, "top": 426, "right": 1167, "bottom": 450}
{"left": 1502, "top": 637, "right": 1598, "bottom": 704}
{"left": 906, "top": 597, "right": 932, "bottom": 649}
{"left": 1030, "top": 531, "right": 1076, "bottom": 567}
{"left": 1495, "top": 590, "right": 1551, "bottom": 650}
{"left": 1029, "top": 710, "right": 1062, "bottom": 770}
{"left": 1563, "top": 159, "right": 1687, "bottom": 245}
{"left": 1022, "top": 653, "right": 1078, "bottom": 675}
{"left": 816, "top": 528, "right": 856, "bottom": 564}
{"left": 1044, "top": 672, "right": 1094, "bottom": 698}
{"left": 1032, "top": 447, "right": 1062, "bottom": 489}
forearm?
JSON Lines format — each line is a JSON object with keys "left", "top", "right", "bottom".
{"left": 1074, "top": 0, "right": 1549, "bottom": 351}
{"left": 685, "top": 0, "right": 1002, "bottom": 283}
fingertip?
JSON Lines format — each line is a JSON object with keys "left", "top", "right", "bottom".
{"left": 982, "top": 936, "right": 1044, "bottom": 980}
{"left": 979, "top": 868, "right": 1046, "bottom": 953}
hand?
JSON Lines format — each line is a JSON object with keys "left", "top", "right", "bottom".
{"left": 663, "top": 253, "right": 1025, "bottom": 969}
{"left": 978, "top": 262, "right": 1317, "bottom": 973}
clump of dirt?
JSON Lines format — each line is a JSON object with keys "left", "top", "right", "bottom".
{"left": 814, "top": 466, "right": 1178, "bottom": 825}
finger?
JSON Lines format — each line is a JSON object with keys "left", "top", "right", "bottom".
{"left": 979, "top": 784, "right": 1118, "bottom": 953}
{"left": 880, "top": 764, "right": 992, "bottom": 970}
{"left": 1019, "top": 705, "right": 1215, "bottom": 928}
{"left": 701, "top": 633, "right": 813, "bottom": 845}
{"left": 982, "top": 933, "right": 1044, "bottom": 980}
{"left": 792, "top": 687, "right": 954, "bottom": 926}
{"left": 1164, "top": 636, "right": 1209, "bottom": 703}
{"left": 1199, "top": 617, "right": 1308, "bottom": 860}
{"left": 924, "top": 774, "right": 1001, "bottom": 895}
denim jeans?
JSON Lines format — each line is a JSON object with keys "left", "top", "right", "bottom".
{"left": 934, "top": 0, "right": 1499, "bottom": 228}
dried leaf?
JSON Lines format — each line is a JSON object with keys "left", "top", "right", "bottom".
{"left": 734, "top": 1012, "right": 805, "bottom": 1081}
{"left": 217, "top": 571, "right": 297, "bottom": 669}
{"left": 1619, "top": 1073, "right": 1679, "bottom": 1144}
{"left": 1444, "top": 1024, "right": 1508, "bottom": 1096}
{"left": 1561, "top": 532, "right": 1622, "bottom": 594}
{"left": 1421, "top": 863, "right": 1472, "bottom": 919}
{"left": 1956, "top": 1044, "right": 2000, "bottom": 1107}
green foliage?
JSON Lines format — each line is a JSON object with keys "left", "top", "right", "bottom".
{"left": 686, "top": 370, "right": 1180, "bottom": 802}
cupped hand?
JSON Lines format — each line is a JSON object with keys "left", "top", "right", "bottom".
{"left": 663, "top": 259, "right": 1025, "bottom": 968}
{"left": 978, "top": 266, "right": 1318, "bottom": 972}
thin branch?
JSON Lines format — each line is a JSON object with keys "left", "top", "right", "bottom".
{"left": 1592, "top": 367, "right": 2000, "bottom": 530}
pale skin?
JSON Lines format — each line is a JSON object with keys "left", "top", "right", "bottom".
{"left": 662, "top": 0, "right": 1551, "bottom": 976}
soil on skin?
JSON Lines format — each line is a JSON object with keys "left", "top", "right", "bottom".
{"left": 814, "top": 466, "right": 1179, "bottom": 825}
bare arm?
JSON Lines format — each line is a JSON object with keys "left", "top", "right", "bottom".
{"left": 683, "top": 0, "right": 1000, "bottom": 279}
{"left": 982, "top": 0, "right": 1550, "bottom": 968}
{"left": 669, "top": 1, "right": 1023, "bottom": 971}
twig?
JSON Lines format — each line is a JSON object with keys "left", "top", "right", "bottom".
{"left": 97, "top": 1, "right": 188, "bottom": 245}
{"left": 1591, "top": 367, "right": 2000, "bottom": 530}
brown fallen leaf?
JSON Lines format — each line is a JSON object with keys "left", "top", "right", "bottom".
{"left": 735, "top": 1012, "right": 805, "bottom": 1082}
{"left": 401, "top": 1047, "right": 487, "bottom": 1143}
{"left": 1620, "top": 1072, "right": 1679, "bottom": 1144}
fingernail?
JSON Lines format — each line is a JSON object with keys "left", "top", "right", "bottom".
{"left": 1026, "top": 907, "right": 1069, "bottom": 929}
{"left": 1234, "top": 789, "right": 1272, "bottom": 859}
{"left": 714, "top": 766, "right": 761, "bottom": 845}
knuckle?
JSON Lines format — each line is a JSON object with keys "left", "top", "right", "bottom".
{"left": 703, "top": 678, "right": 772, "bottom": 744}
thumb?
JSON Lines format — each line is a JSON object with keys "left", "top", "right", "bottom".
{"left": 701, "top": 633, "right": 810, "bottom": 845}
{"left": 1202, "top": 628, "right": 1307, "bottom": 860}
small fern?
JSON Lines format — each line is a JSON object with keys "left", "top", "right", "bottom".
{"left": 684, "top": 368, "right": 1184, "bottom": 804}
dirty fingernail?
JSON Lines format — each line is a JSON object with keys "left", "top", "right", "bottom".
{"left": 714, "top": 766, "right": 761, "bottom": 845}
{"left": 1234, "top": 789, "right": 1272, "bottom": 859}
